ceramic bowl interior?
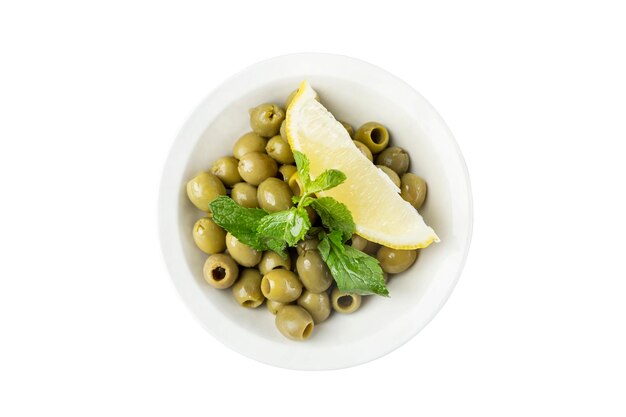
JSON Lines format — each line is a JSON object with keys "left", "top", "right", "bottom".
{"left": 159, "top": 54, "right": 472, "bottom": 370}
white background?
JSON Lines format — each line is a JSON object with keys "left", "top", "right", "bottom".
{"left": 1, "top": 1, "right": 625, "bottom": 415}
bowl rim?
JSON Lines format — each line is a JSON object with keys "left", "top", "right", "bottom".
{"left": 158, "top": 53, "right": 473, "bottom": 370}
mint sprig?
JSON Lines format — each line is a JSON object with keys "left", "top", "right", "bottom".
{"left": 310, "top": 197, "right": 355, "bottom": 242}
{"left": 208, "top": 152, "right": 389, "bottom": 296}
{"left": 257, "top": 207, "right": 311, "bottom": 254}
{"left": 318, "top": 230, "right": 388, "bottom": 297}
{"left": 209, "top": 196, "right": 268, "bottom": 249}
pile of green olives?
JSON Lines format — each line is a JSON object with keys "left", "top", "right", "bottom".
{"left": 185, "top": 88, "right": 429, "bottom": 341}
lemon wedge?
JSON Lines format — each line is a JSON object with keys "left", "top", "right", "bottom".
{"left": 285, "top": 81, "right": 439, "bottom": 249}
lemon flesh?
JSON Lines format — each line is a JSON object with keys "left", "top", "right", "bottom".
{"left": 285, "top": 81, "right": 439, "bottom": 249}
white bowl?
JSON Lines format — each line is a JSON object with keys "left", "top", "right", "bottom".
{"left": 158, "top": 53, "right": 473, "bottom": 370}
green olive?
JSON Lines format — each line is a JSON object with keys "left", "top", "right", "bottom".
{"left": 355, "top": 122, "right": 390, "bottom": 154}
{"left": 275, "top": 305, "right": 314, "bottom": 341}
{"left": 231, "top": 268, "right": 264, "bottom": 308}
{"left": 210, "top": 156, "right": 242, "bottom": 187}
{"left": 297, "top": 290, "right": 331, "bottom": 323}
{"left": 339, "top": 121, "right": 354, "bottom": 138}
{"left": 287, "top": 172, "right": 304, "bottom": 196}
{"left": 375, "top": 146, "right": 410, "bottom": 175}
{"left": 261, "top": 269, "right": 302, "bottom": 303}
{"left": 331, "top": 288, "right": 361, "bottom": 314}
{"left": 278, "top": 164, "right": 297, "bottom": 182}
{"left": 296, "top": 238, "right": 319, "bottom": 256}
{"left": 259, "top": 250, "right": 292, "bottom": 275}
{"left": 267, "top": 299, "right": 289, "bottom": 315}
{"left": 257, "top": 177, "right": 294, "bottom": 212}
{"left": 376, "top": 246, "right": 418, "bottom": 274}
{"left": 237, "top": 152, "right": 278, "bottom": 186}
{"left": 249, "top": 103, "right": 285, "bottom": 137}
{"left": 186, "top": 172, "right": 226, "bottom": 211}
{"left": 296, "top": 250, "right": 333, "bottom": 293}
{"left": 400, "top": 173, "right": 427, "bottom": 210}
{"left": 305, "top": 205, "right": 318, "bottom": 224}
{"left": 361, "top": 239, "right": 380, "bottom": 255}
{"left": 280, "top": 120, "right": 287, "bottom": 141}
{"left": 233, "top": 132, "right": 267, "bottom": 159}
{"left": 266, "top": 135, "right": 294, "bottom": 164}
{"left": 203, "top": 253, "right": 239, "bottom": 289}
{"left": 231, "top": 182, "right": 259, "bottom": 208}
{"left": 225, "top": 232, "right": 261, "bottom": 267}
{"left": 350, "top": 234, "right": 368, "bottom": 252}
{"left": 377, "top": 165, "right": 401, "bottom": 188}
{"left": 192, "top": 217, "right": 226, "bottom": 254}
{"left": 353, "top": 140, "right": 373, "bottom": 162}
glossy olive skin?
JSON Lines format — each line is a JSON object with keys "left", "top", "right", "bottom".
{"left": 261, "top": 269, "right": 302, "bottom": 303}
{"left": 351, "top": 234, "right": 380, "bottom": 255}
{"left": 278, "top": 164, "right": 297, "bottom": 182}
{"left": 275, "top": 305, "right": 314, "bottom": 341}
{"left": 257, "top": 177, "right": 294, "bottom": 212}
{"left": 287, "top": 172, "right": 304, "bottom": 197}
{"left": 355, "top": 122, "right": 390, "bottom": 154}
{"left": 377, "top": 165, "right": 401, "bottom": 188}
{"left": 266, "top": 135, "right": 294, "bottom": 164}
{"left": 297, "top": 290, "right": 331, "bottom": 323}
{"left": 192, "top": 217, "right": 226, "bottom": 254}
{"left": 231, "top": 269, "right": 264, "bottom": 308}
{"left": 233, "top": 132, "right": 267, "bottom": 159}
{"left": 339, "top": 121, "right": 354, "bottom": 138}
{"left": 376, "top": 246, "right": 418, "bottom": 274}
{"left": 296, "top": 238, "right": 319, "bottom": 255}
{"left": 186, "top": 172, "right": 226, "bottom": 211}
{"left": 350, "top": 234, "right": 368, "bottom": 252}
{"left": 231, "top": 182, "right": 259, "bottom": 208}
{"left": 353, "top": 140, "right": 373, "bottom": 162}
{"left": 225, "top": 232, "right": 262, "bottom": 267}
{"left": 279, "top": 120, "right": 287, "bottom": 141}
{"left": 375, "top": 147, "right": 410, "bottom": 175}
{"left": 210, "top": 156, "right": 242, "bottom": 187}
{"left": 305, "top": 206, "right": 318, "bottom": 224}
{"left": 249, "top": 103, "right": 285, "bottom": 137}
{"left": 237, "top": 152, "right": 278, "bottom": 186}
{"left": 259, "top": 250, "right": 292, "bottom": 275}
{"left": 296, "top": 250, "right": 333, "bottom": 293}
{"left": 400, "top": 173, "right": 427, "bottom": 210}
{"left": 331, "top": 288, "right": 361, "bottom": 314}
{"left": 267, "top": 299, "right": 289, "bottom": 315}
{"left": 203, "top": 253, "right": 239, "bottom": 289}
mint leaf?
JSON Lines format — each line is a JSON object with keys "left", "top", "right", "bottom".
{"left": 310, "top": 197, "right": 355, "bottom": 242}
{"left": 319, "top": 231, "right": 388, "bottom": 296}
{"left": 209, "top": 196, "right": 268, "bottom": 250}
{"left": 293, "top": 151, "right": 346, "bottom": 199}
{"left": 308, "top": 169, "right": 346, "bottom": 194}
{"left": 293, "top": 151, "right": 312, "bottom": 189}
{"left": 257, "top": 207, "right": 311, "bottom": 249}
{"left": 262, "top": 237, "right": 288, "bottom": 258}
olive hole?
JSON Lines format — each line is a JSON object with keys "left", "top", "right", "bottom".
{"left": 290, "top": 180, "right": 301, "bottom": 196}
{"left": 370, "top": 128, "right": 385, "bottom": 144}
{"left": 242, "top": 300, "right": 255, "bottom": 308}
{"left": 302, "top": 323, "right": 313, "bottom": 339}
{"left": 212, "top": 267, "right": 226, "bottom": 281}
{"left": 337, "top": 295, "right": 353, "bottom": 309}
